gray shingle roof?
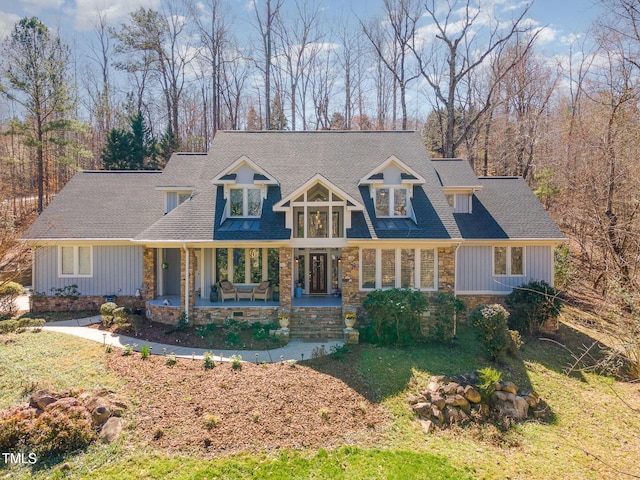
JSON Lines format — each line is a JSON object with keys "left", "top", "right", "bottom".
{"left": 24, "top": 132, "right": 561, "bottom": 243}
{"left": 24, "top": 171, "right": 164, "bottom": 240}
{"left": 454, "top": 177, "right": 564, "bottom": 240}
{"left": 432, "top": 158, "right": 483, "bottom": 188}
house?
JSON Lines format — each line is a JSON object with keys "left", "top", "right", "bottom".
{"left": 24, "top": 131, "right": 564, "bottom": 338}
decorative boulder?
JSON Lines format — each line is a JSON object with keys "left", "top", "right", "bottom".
{"left": 29, "top": 390, "right": 57, "bottom": 410}
{"left": 463, "top": 385, "right": 482, "bottom": 404}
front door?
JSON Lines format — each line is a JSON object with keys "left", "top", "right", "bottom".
{"left": 310, "top": 253, "right": 327, "bottom": 293}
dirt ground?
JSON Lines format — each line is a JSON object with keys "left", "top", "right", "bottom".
{"left": 105, "top": 348, "right": 389, "bottom": 456}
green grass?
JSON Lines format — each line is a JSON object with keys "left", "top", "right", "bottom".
{"left": 12, "top": 447, "right": 471, "bottom": 480}
{"left": 0, "top": 331, "right": 123, "bottom": 408}
{"left": 2, "top": 320, "right": 639, "bottom": 479}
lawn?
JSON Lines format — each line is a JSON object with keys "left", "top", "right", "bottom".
{"left": 1, "top": 316, "right": 639, "bottom": 479}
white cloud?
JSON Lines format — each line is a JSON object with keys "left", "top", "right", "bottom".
{"left": 534, "top": 25, "right": 558, "bottom": 46}
{"left": 18, "top": 0, "right": 65, "bottom": 9}
{"left": 0, "top": 11, "right": 20, "bottom": 41}
{"left": 73, "top": 0, "right": 162, "bottom": 32}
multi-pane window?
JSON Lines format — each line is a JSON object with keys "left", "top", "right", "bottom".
{"left": 59, "top": 246, "right": 92, "bottom": 277}
{"left": 375, "top": 187, "right": 409, "bottom": 217}
{"left": 494, "top": 246, "right": 524, "bottom": 276}
{"left": 360, "top": 247, "right": 437, "bottom": 290}
{"left": 229, "top": 187, "right": 262, "bottom": 217}
{"left": 216, "top": 247, "right": 278, "bottom": 285}
{"left": 400, "top": 249, "right": 415, "bottom": 288}
{"left": 381, "top": 249, "right": 396, "bottom": 288}
{"left": 292, "top": 184, "right": 345, "bottom": 239}
{"left": 361, "top": 249, "right": 376, "bottom": 288}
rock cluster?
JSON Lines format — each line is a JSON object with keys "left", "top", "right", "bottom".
{"left": 409, "top": 375, "right": 542, "bottom": 432}
{"left": 29, "top": 388, "right": 127, "bottom": 443}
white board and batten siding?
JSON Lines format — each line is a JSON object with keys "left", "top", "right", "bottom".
{"left": 456, "top": 245, "right": 553, "bottom": 294}
{"left": 34, "top": 245, "right": 144, "bottom": 296}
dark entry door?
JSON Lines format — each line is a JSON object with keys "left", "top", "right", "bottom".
{"left": 310, "top": 253, "right": 327, "bottom": 293}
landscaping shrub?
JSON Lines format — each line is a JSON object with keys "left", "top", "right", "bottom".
{"left": 362, "top": 288, "right": 429, "bottom": 346}
{"left": 469, "top": 304, "right": 510, "bottom": 361}
{"left": 0, "top": 402, "right": 95, "bottom": 456}
{"left": 0, "top": 318, "right": 45, "bottom": 334}
{"left": 112, "top": 306, "right": 130, "bottom": 326}
{"left": 0, "top": 281, "right": 23, "bottom": 317}
{"left": 30, "top": 402, "right": 96, "bottom": 455}
{"left": 427, "top": 292, "right": 467, "bottom": 341}
{"left": 100, "top": 302, "right": 117, "bottom": 327}
{"left": 477, "top": 366, "right": 502, "bottom": 403}
{"left": 507, "top": 329, "right": 523, "bottom": 356}
{"left": 505, "top": 280, "right": 563, "bottom": 335}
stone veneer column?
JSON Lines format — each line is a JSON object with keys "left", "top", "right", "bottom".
{"left": 180, "top": 248, "right": 198, "bottom": 315}
{"left": 438, "top": 247, "right": 455, "bottom": 293}
{"left": 142, "top": 248, "right": 157, "bottom": 301}
{"left": 341, "top": 246, "right": 360, "bottom": 315}
{"left": 278, "top": 248, "right": 293, "bottom": 317}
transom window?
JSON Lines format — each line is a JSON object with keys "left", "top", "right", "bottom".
{"left": 59, "top": 246, "right": 92, "bottom": 277}
{"left": 292, "top": 183, "right": 345, "bottom": 239}
{"left": 229, "top": 187, "right": 262, "bottom": 217}
{"left": 375, "top": 187, "right": 409, "bottom": 217}
{"left": 360, "top": 247, "right": 436, "bottom": 290}
{"left": 494, "top": 246, "right": 524, "bottom": 276}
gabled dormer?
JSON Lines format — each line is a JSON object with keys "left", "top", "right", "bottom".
{"left": 212, "top": 156, "right": 278, "bottom": 222}
{"left": 358, "top": 156, "right": 425, "bottom": 222}
{"left": 274, "top": 174, "right": 364, "bottom": 243}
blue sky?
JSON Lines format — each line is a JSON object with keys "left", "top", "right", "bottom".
{"left": 0, "top": 0, "right": 603, "bottom": 48}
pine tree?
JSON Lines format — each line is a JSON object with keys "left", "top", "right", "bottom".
{"left": 269, "top": 93, "right": 288, "bottom": 130}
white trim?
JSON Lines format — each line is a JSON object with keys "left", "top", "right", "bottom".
{"left": 58, "top": 245, "right": 93, "bottom": 278}
{"left": 373, "top": 186, "right": 412, "bottom": 218}
{"left": 493, "top": 246, "right": 526, "bottom": 277}
{"left": 358, "top": 155, "right": 425, "bottom": 186}
{"left": 358, "top": 246, "right": 438, "bottom": 291}
{"left": 211, "top": 155, "right": 279, "bottom": 185}
{"left": 226, "top": 185, "right": 264, "bottom": 219}
{"left": 273, "top": 174, "right": 364, "bottom": 212}
{"left": 456, "top": 291, "right": 510, "bottom": 296}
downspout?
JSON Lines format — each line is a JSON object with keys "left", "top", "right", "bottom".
{"left": 183, "top": 243, "right": 189, "bottom": 323}
{"left": 453, "top": 242, "right": 462, "bottom": 338}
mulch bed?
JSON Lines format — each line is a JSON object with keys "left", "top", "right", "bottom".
{"left": 106, "top": 349, "right": 388, "bottom": 455}
{"left": 92, "top": 318, "right": 282, "bottom": 350}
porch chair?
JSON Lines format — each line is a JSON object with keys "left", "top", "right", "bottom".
{"left": 218, "top": 280, "right": 237, "bottom": 302}
{"left": 252, "top": 280, "right": 272, "bottom": 302}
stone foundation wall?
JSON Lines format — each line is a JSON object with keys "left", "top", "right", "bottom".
{"left": 147, "top": 303, "right": 278, "bottom": 326}
{"left": 31, "top": 296, "right": 144, "bottom": 313}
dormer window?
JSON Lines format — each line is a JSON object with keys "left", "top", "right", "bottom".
{"left": 375, "top": 187, "right": 409, "bottom": 217}
{"left": 165, "top": 191, "right": 192, "bottom": 213}
{"left": 229, "top": 187, "right": 262, "bottom": 217}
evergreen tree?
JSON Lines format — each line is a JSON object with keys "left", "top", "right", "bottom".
{"left": 101, "top": 111, "right": 157, "bottom": 170}
{"left": 0, "top": 17, "right": 75, "bottom": 213}
{"left": 269, "top": 93, "right": 288, "bottom": 130}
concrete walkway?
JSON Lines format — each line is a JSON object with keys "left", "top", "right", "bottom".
{"left": 41, "top": 316, "right": 344, "bottom": 363}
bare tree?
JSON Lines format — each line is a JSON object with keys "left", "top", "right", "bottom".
{"left": 250, "top": 0, "right": 283, "bottom": 130}
{"left": 274, "top": 0, "right": 323, "bottom": 130}
{"left": 411, "top": 0, "right": 537, "bottom": 157}
{"left": 361, "top": 0, "right": 421, "bottom": 130}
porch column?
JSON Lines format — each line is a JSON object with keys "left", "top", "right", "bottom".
{"left": 180, "top": 248, "right": 198, "bottom": 314}
{"left": 278, "top": 247, "right": 293, "bottom": 314}
{"left": 142, "top": 248, "right": 157, "bottom": 301}
{"left": 341, "top": 246, "right": 360, "bottom": 316}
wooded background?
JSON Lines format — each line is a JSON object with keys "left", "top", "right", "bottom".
{"left": 1, "top": 0, "right": 639, "bottom": 315}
